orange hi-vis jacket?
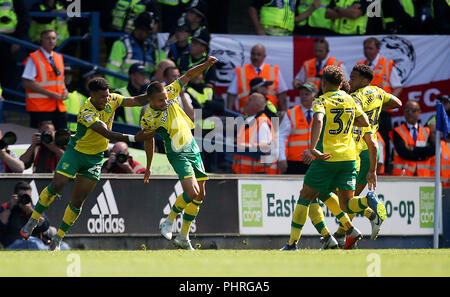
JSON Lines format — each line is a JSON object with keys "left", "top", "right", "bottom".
{"left": 285, "top": 105, "right": 312, "bottom": 162}
{"left": 390, "top": 123, "right": 432, "bottom": 176}
{"left": 357, "top": 56, "right": 395, "bottom": 94}
{"left": 24, "top": 49, "right": 66, "bottom": 112}
{"left": 303, "top": 56, "right": 343, "bottom": 90}
{"left": 430, "top": 140, "right": 450, "bottom": 188}
{"left": 232, "top": 113, "right": 279, "bottom": 174}
{"left": 236, "top": 63, "right": 279, "bottom": 112}
{"left": 376, "top": 131, "right": 385, "bottom": 175}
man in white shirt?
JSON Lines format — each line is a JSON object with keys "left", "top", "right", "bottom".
{"left": 278, "top": 82, "right": 317, "bottom": 174}
{"left": 226, "top": 44, "right": 289, "bottom": 112}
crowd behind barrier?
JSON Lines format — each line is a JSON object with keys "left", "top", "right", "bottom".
{"left": 0, "top": 0, "right": 449, "bottom": 177}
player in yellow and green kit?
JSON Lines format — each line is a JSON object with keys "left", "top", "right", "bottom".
{"left": 141, "top": 56, "right": 218, "bottom": 250}
{"left": 332, "top": 64, "right": 403, "bottom": 247}
{"left": 20, "top": 78, "right": 154, "bottom": 251}
{"left": 282, "top": 65, "right": 371, "bottom": 251}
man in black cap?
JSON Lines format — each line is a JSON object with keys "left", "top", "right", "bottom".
{"left": 166, "top": 15, "right": 192, "bottom": 62}
{"left": 106, "top": 11, "right": 163, "bottom": 89}
{"left": 114, "top": 63, "right": 149, "bottom": 127}
{"left": 185, "top": 0, "right": 209, "bottom": 35}
{"left": 176, "top": 27, "right": 217, "bottom": 87}
{"left": 249, "top": 77, "right": 278, "bottom": 118}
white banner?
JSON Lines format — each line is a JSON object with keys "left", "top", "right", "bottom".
{"left": 238, "top": 179, "right": 440, "bottom": 236}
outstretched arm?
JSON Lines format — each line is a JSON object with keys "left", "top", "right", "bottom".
{"left": 122, "top": 93, "right": 151, "bottom": 107}
{"left": 89, "top": 121, "right": 153, "bottom": 142}
{"left": 179, "top": 56, "right": 218, "bottom": 86}
{"left": 143, "top": 138, "right": 155, "bottom": 183}
{"left": 382, "top": 95, "right": 402, "bottom": 110}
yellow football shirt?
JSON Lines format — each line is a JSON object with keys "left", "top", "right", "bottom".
{"left": 140, "top": 79, "right": 194, "bottom": 153}
{"left": 68, "top": 93, "right": 125, "bottom": 155}
{"left": 351, "top": 86, "right": 393, "bottom": 152}
{"left": 313, "top": 90, "right": 365, "bottom": 162}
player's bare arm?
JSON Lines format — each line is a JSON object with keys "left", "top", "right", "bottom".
{"left": 89, "top": 121, "right": 153, "bottom": 142}
{"left": 363, "top": 133, "right": 378, "bottom": 191}
{"left": 143, "top": 137, "right": 155, "bottom": 183}
{"left": 179, "top": 56, "right": 218, "bottom": 86}
{"left": 310, "top": 112, "right": 331, "bottom": 160}
{"left": 122, "top": 93, "right": 151, "bottom": 107}
{"left": 354, "top": 113, "right": 370, "bottom": 127}
{"left": 382, "top": 95, "right": 402, "bottom": 110}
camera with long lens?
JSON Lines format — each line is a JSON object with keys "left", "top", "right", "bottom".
{"left": 116, "top": 151, "right": 129, "bottom": 164}
{"left": 40, "top": 130, "right": 53, "bottom": 144}
{"left": 0, "top": 131, "right": 17, "bottom": 150}
{"left": 39, "top": 129, "right": 71, "bottom": 147}
{"left": 18, "top": 193, "right": 32, "bottom": 205}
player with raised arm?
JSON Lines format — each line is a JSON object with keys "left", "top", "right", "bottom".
{"left": 20, "top": 78, "right": 153, "bottom": 250}
{"left": 282, "top": 65, "right": 370, "bottom": 251}
{"left": 141, "top": 56, "right": 218, "bottom": 250}
{"left": 333, "top": 64, "right": 402, "bottom": 247}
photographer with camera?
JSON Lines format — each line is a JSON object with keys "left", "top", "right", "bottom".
{"left": 0, "top": 129, "right": 25, "bottom": 173}
{"left": 20, "top": 121, "right": 70, "bottom": 173}
{"left": 102, "top": 142, "right": 145, "bottom": 174}
{"left": 0, "top": 182, "right": 50, "bottom": 249}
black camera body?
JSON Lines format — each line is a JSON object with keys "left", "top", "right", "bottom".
{"left": 40, "top": 131, "right": 53, "bottom": 144}
{"left": 18, "top": 193, "right": 32, "bottom": 205}
{"left": 39, "top": 129, "right": 71, "bottom": 147}
{"left": 116, "top": 151, "right": 129, "bottom": 164}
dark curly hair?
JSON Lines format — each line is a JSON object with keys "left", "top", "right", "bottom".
{"left": 88, "top": 77, "right": 110, "bottom": 92}
{"left": 352, "top": 64, "right": 374, "bottom": 82}
{"left": 322, "top": 65, "right": 344, "bottom": 86}
{"left": 146, "top": 81, "right": 165, "bottom": 98}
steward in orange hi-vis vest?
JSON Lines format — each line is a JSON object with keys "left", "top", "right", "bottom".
{"left": 431, "top": 140, "right": 450, "bottom": 188}
{"left": 24, "top": 49, "right": 66, "bottom": 112}
{"left": 304, "top": 56, "right": 343, "bottom": 90}
{"left": 285, "top": 105, "right": 312, "bottom": 162}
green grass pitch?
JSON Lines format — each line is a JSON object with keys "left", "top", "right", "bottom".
{"left": 0, "top": 249, "right": 449, "bottom": 277}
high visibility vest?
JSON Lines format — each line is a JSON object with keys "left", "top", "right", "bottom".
{"left": 357, "top": 56, "right": 394, "bottom": 94}
{"left": 303, "top": 57, "right": 343, "bottom": 90}
{"left": 106, "top": 34, "right": 163, "bottom": 89}
{"left": 116, "top": 88, "right": 142, "bottom": 126}
{"left": 331, "top": 0, "right": 368, "bottom": 35}
{"left": 0, "top": 0, "right": 17, "bottom": 34}
{"left": 112, "top": 0, "right": 147, "bottom": 33}
{"left": 296, "top": 0, "right": 332, "bottom": 30}
{"left": 376, "top": 131, "right": 385, "bottom": 175}
{"left": 29, "top": 3, "right": 69, "bottom": 46}
{"left": 430, "top": 140, "right": 450, "bottom": 187}
{"left": 186, "top": 86, "right": 215, "bottom": 130}
{"left": 260, "top": 0, "right": 296, "bottom": 35}
{"left": 285, "top": 106, "right": 312, "bottom": 162}
{"left": 236, "top": 64, "right": 279, "bottom": 112}
{"left": 64, "top": 91, "right": 86, "bottom": 132}
{"left": 384, "top": 0, "right": 415, "bottom": 28}
{"left": 232, "top": 113, "right": 279, "bottom": 174}
{"left": 391, "top": 123, "right": 432, "bottom": 176}
{"left": 24, "top": 49, "right": 66, "bottom": 112}
{"left": 157, "top": 0, "right": 189, "bottom": 6}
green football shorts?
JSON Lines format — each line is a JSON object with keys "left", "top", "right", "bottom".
{"left": 304, "top": 159, "right": 357, "bottom": 194}
{"left": 356, "top": 149, "right": 370, "bottom": 185}
{"left": 166, "top": 139, "right": 208, "bottom": 181}
{"left": 55, "top": 146, "right": 103, "bottom": 181}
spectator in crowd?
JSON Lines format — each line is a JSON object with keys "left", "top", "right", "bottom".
{"left": 0, "top": 181, "right": 49, "bottom": 249}
{"left": 295, "top": 0, "right": 333, "bottom": 36}
{"left": 101, "top": 142, "right": 145, "bottom": 174}
{"left": 22, "top": 29, "right": 69, "bottom": 131}
{"left": 162, "top": 66, "right": 194, "bottom": 120}
{"left": 0, "top": 0, "right": 29, "bottom": 94}
{"left": 278, "top": 82, "right": 317, "bottom": 174}
{"left": 0, "top": 128, "right": 25, "bottom": 173}
{"left": 249, "top": 0, "right": 296, "bottom": 36}
{"left": 19, "top": 120, "right": 66, "bottom": 173}
{"left": 357, "top": 37, "right": 403, "bottom": 173}
{"left": 165, "top": 15, "right": 192, "bottom": 62}
{"left": 157, "top": 0, "right": 190, "bottom": 34}
{"left": 176, "top": 27, "right": 217, "bottom": 88}
{"left": 114, "top": 63, "right": 150, "bottom": 127}
{"left": 106, "top": 11, "right": 163, "bottom": 90}
{"left": 152, "top": 59, "right": 176, "bottom": 83}
{"left": 111, "top": 0, "right": 159, "bottom": 34}
{"left": 63, "top": 65, "right": 86, "bottom": 132}
{"left": 325, "top": 0, "right": 371, "bottom": 35}
{"left": 232, "top": 93, "right": 279, "bottom": 175}
{"left": 29, "top": 0, "right": 69, "bottom": 47}
{"left": 185, "top": 0, "right": 209, "bottom": 35}
{"left": 391, "top": 100, "right": 435, "bottom": 176}
{"left": 227, "top": 44, "right": 288, "bottom": 112}
{"left": 249, "top": 77, "right": 278, "bottom": 119}
{"left": 293, "top": 39, "right": 348, "bottom": 92}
